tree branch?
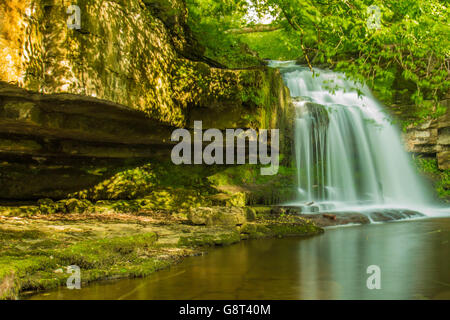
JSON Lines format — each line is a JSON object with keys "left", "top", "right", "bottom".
{"left": 279, "top": 8, "right": 314, "bottom": 72}
{"left": 226, "top": 25, "right": 282, "bottom": 34}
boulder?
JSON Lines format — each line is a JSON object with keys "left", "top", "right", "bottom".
{"left": 188, "top": 207, "right": 246, "bottom": 226}
{"left": 37, "top": 198, "right": 57, "bottom": 214}
{"left": 64, "top": 198, "right": 91, "bottom": 213}
{"left": 245, "top": 207, "right": 257, "bottom": 221}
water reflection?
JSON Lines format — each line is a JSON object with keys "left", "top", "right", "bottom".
{"left": 29, "top": 218, "right": 450, "bottom": 300}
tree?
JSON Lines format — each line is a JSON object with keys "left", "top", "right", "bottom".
{"left": 185, "top": 0, "right": 449, "bottom": 122}
{"left": 253, "top": 0, "right": 450, "bottom": 120}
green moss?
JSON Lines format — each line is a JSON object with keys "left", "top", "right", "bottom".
{"left": 414, "top": 157, "right": 450, "bottom": 201}
{"left": 0, "top": 232, "right": 161, "bottom": 299}
{"left": 0, "top": 206, "right": 39, "bottom": 217}
{"left": 0, "top": 161, "right": 297, "bottom": 217}
{"left": 0, "top": 160, "right": 297, "bottom": 217}
{"left": 207, "top": 164, "right": 297, "bottom": 205}
{"left": 54, "top": 161, "right": 297, "bottom": 211}
{"left": 64, "top": 199, "right": 91, "bottom": 213}
{"left": 251, "top": 206, "right": 273, "bottom": 216}
{"left": 178, "top": 230, "right": 241, "bottom": 247}
{"left": 239, "top": 223, "right": 268, "bottom": 239}
{"left": 0, "top": 203, "right": 324, "bottom": 299}
{"left": 54, "top": 233, "right": 158, "bottom": 269}
{"left": 238, "top": 30, "right": 303, "bottom": 61}
{"left": 0, "top": 229, "right": 45, "bottom": 240}
{"left": 208, "top": 164, "right": 295, "bottom": 186}
{"left": 265, "top": 223, "right": 323, "bottom": 237}
{"left": 239, "top": 220, "right": 323, "bottom": 240}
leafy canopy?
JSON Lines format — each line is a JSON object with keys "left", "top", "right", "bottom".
{"left": 259, "top": 0, "right": 449, "bottom": 118}
{"left": 186, "top": 0, "right": 449, "bottom": 122}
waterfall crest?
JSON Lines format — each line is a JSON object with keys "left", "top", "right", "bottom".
{"left": 270, "top": 61, "right": 434, "bottom": 213}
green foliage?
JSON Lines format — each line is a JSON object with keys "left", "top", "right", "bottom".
{"left": 257, "top": 0, "right": 449, "bottom": 121}
{"left": 238, "top": 29, "right": 302, "bottom": 60}
{"left": 185, "top": 0, "right": 263, "bottom": 67}
{"left": 207, "top": 164, "right": 297, "bottom": 204}
{"left": 186, "top": 0, "right": 449, "bottom": 123}
{"left": 0, "top": 232, "right": 166, "bottom": 299}
{"left": 415, "top": 157, "right": 450, "bottom": 200}
{"left": 71, "top": 162, "right": 215, "bottom": 201}
{"left": 207, "top": 164, "right": 295, "bottom": 186}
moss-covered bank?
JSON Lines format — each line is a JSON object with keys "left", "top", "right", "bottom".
{"left": 0, "top": 208, "right": 323, "bottom": 300}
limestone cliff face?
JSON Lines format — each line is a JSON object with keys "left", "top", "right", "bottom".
{"left": 1, "top": 0, "right": 193, "bottom": 126}
{"left": 0, "top": 0, "right": 294, "bottom": 200}
{"left": 402, "top": 100, "right": 450, "bottom": 170}
{"left": 0, "top": 0, "right": 291, "bottom": 129}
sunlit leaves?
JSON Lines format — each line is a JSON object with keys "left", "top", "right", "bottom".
{"left": 255, "top": 0, "right": 449, "bottom": 121}
{"left": 185, "top": 0, "right": 448, "bottom": 122}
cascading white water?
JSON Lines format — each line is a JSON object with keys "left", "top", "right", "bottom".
{"left": 270, "top": 61, "right": 435, "bottom": 213}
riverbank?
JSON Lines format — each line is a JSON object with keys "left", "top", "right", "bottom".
{"left": 28, "top": 217, "right": 449, "bottom": 300}
{"left": 2, "top": 203, "right": 438, "bottom": 299}
{"left": 0, "top": 206, "right": 324, "bottom": 300}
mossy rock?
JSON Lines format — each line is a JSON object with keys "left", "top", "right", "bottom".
{"left": 178, "top": 231, "right": 241, "bottom": 247}
{"left": 239, "top": 221, "right": 323, "bottom": 239}
{"left": 0, "top": 206, "right": 40, "bottom": 217}
{"left": 37, "top": 198, "right": 58, "bottom": 214}
{"left": 239, "top": 223, "right": 270, "bottom": 239}
{"left": 245, "top": 207, "right": 257, "bottom": 221}
{"left": 264, "top": 222, "right": 324, "bottom": 237}
{"left": 64, "top": 199, "right": 92, "bottom": 214}
{"left": 187, "top": 207, "right": 246, "bottom": 226}
{"left": 36, "top": 198, "right": 93, "bottom": 214}
{"left": 208, "top": 192, "right": 246, "bottom": 207}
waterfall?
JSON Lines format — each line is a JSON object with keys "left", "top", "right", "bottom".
{"left": 270, "top": 61, "right": 436, "bottom": 213}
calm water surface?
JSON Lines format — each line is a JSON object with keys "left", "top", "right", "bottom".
{"left": 29, "top": 217, "right": 450, "bottom": 300}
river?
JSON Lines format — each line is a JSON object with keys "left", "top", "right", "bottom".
{"left": 28, "top": 217, "right": 450, "bottom": 300}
